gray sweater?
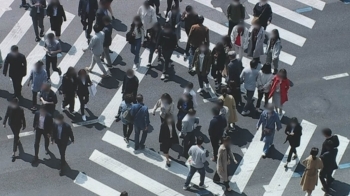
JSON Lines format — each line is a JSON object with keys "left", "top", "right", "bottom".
{"left": 88, "top": 31, "right": 105, "bottom": 55}
{"left": 30, "top": 68, "right": 47, "bottom": 92}
{"left": 188, "top": 145, "right": 207, "bottom": 168}
{"left": 240, "top": 67, "right": 259, "bottom": 91}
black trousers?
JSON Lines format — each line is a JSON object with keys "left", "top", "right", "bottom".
{"left": 197, "top": 74, "right": 209, "bottom": 88}
{"left": 78, "top": 94, "right": 89, "bottom": 115}
{"left": 320, "top": 169, "right": 334, "bottom": 192}
{"left": 228, "top": 21, "right": 238, "bottom": 36}
{"left": 32, "top": 91, "right": 38, "bottom": 106}
{"left": 166, "top": 0, "right": 179, "bottom": 15}
{"left": 148, "top": 43, "right": 157, "bottom": 64}
{"left": 81, "top": 15, "right": 94, "bottom": 39}
{"left": 22, "top": 0, "right": 27, "bottom": 5}
{"left": 287, "top": 146, "right": 297, "bottom": 162}
{"left": 123, "top": 123, "right": 133, "bottom": 139}
{"left": 162, "top": 49, "right": 173, "bottom": 74}
{"left": 150, "top": 0, "right": 160, "bottom": 14}
{"left": 183, "top": 132, "right": 195, "bottom": 158}
{"left": 210, "top": 136, "right": 220, "bottom": 160}
{"left": 34, "top": 128, "right": 50, "bottom": 157}
{"left": 10, "top": 126, "right": 21, "bottom": 152}
{"left": 46, "top": 55, "right": 59, "bottom": 78}
{"left": 56, "top": 139, "right": 68, "bottom": 169}
{"left": 212, "top": 69, "right": 223, "bottom": 85}
{"left": 50, "top": 17, "right": 63, "bottom": 37}
{"left": 11, "top": 77, "right": 23, "bottom": 97}
{"left": 256, "top": 90, "right": 269, "bottom": 108}
{"left": 213, "top": 171, "right": 230, "bottom": 188}
{"left": 32, "top": 15, "right": 44, "bottom": 38}
{"left": 232, "top": 86, "right": 242, "bottom": 105}
{"left": 63, "top": 94, "right": 75, "bottom": 112}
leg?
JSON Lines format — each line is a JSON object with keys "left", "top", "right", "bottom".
{"left": 197, "top": 167, "right": 206, "bottom": 186}
{"left": 78, "top": 94, "right": 85, "bottom": 115}
{"left": 34, "top": 129, "right": 43, "bottom": 157}
{"left": 51, "top": 57, "right": 61, "bottom": 75}
{"left": 134, "top": 126, "right": 141, "bottom": 149}
{"left": 107, "top": 6, "right": 114, "bottom": 17}
{"left": 203, "top": 75, "right": 209, "bottom": 85}
{"left": 103, "top": 47, "right": 112, "bottom": 66}
{"left": 122, "top": 124, "right": 128, "bottom": 138}
{"left": 210, "top": 136, "right": 219, "bottom": 160}
{"left": 139, "top": 130, "right": 148, "bottom": 147}
{"left": 126, "top": 124, "right": 134, "bottom": 139}
{"left": 38, "top": 17, "right": 44, "bottom": 34}
{"left": 81, "top": 16, "right": 87, "bottom": 29}
{"left": 197, "top": 75, "right": 204, "bottom": 89}
{"left": 263, "top": 140, "right": 272, "bottom": 155}
{"left": 188, "top": 46, "right": 197, "bottom": 68}
{"left": 68, "top": 94, "right": 75, "bottom": 112}
{"left": 256, "top": 90, "right": 263, "bottom": 108}
{"left": 32, "top": 91, "right": 38, "bottom": 107}
{"left": 11, "top": 127, "right": 21, "bottom": 153}
{"left": 244, "top": 90, "right": 254, "bottom": 112}
{"left": 238, "top": 46, "right": 244, "bottom": 61}
{"left": 272, "top": 57, "right": 279, "bottom": 72}
{"left": 88, "top": 54, "right": 96, "bottom": 70}
{"left": 266, "top": 51, "right": 272, "bottom": 65}
{"left": 134, "top": 39, "right": 142, "bottom": 64}
{"left": 263, "top": 92, "right": 269, "bottom": 108}
{"left": 235, "top": 86, "right": 242, "bottom": 105}
{"left": 46, "top": 55, "right": 51, "bottom": 78}
{"left": 148, "top": 44, "right": 156, "bottom": 64}
{"left": 228, "top": 21, "right": 234, "bottom": 36}
{"left": 86, "top": 18, "right": 93, "bottom": 39}
{"left": 184, "top": 166, "right": 197, "bottom": 187}
{"left": 32, "top": 17, "right": 39, "bottom": 38}
{"left": 166, "top": 0, "right": 172, "bottom": 17}
{"left": 154, "top": 0, "right": 160, "bottom": 15}
{"left": 43, "top": 131, "right": 49, "bottom": 152}
{"left": 286, "top": 146, "right": 294, "bottom": 163}
{"left": 163, "top": 49, "right": 173, "bottom": 74}
{"left": 94, "top": 54, "right": 108, "bottom": 75}
{"left": 319, "top": 169, "right": 329, "bottom": 192}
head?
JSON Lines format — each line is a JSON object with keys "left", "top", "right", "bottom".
{"left": 163, "top": 23, "right": 172, "bottom": 33}
{"left": 187, "top": 109, "right": 196, "bottom": 117}
{"left": 197, "top": 15, "right": 204, "bottom": 25}
{"left": 250, "top": 60, "right": 259, "bottom": 69}
{"left": 120, "top": 191, "right": 128, "bottom": 196}
{"left": 182, "top": 93, "right": 192, "bottom": 102}
{"left": 221, "top": 87, "right": 228, "bottom": 96}
{"left": 196, "top": 136, "right": 204, "bottom": 146}
{"left": 10, "top": 45, "right": 19, "bottom": 55}
{"left": 143, "top": 0, "right": 151, "bottom": 8}
{"left": 271, "top": 29, "right": 280, "bottom": 40}
{"left": 103, "top": 15, "right": 111, "bottom": 26}
{"left": 78, "top": 69, "right": 88, "bottom": 78}
{"left": 133, "top": 15, "right": 142, "bottom": 27}
{"left": 47, "top": 33, "right": 55, "bottom": 42}
{"left": 199, "top": 42, "right": 208, "bottom": 53}
{"left": 41, "top": 82, "right": 51, "bottom": 92}
{"left": 186, "top": 5, "right": 193, "bottom": 13}
{"left": 55, "top": 114, "right": 64, "bottom": 125}
{"left": 93, "top": 24, "right": 101, "bottom": 33}
{"left": 171, "top": 5, "right": 179, "bottom": 13}
{"left": 289, "top": 117, "right": 299, "bottom": 128}
{"left": 310, "top": 147, "right": 319, "bottom": 159}
{"left": 164, "top": 114, "right": 174, "bottom": 125}
{"left": 261, "top": 63, "right": 272, "bottom": 74}
{"left": 215, "top": 42, "right": 225, "bottom": 53}
{"left": 221, "top": 35, "right": 232, "bottom": 47}
{"left": 66, "top": 67, "right": 76, "bottom": 78}
{"left": 35, "top": 60, "right": 44, "bottom": 72}
{"left": 161, "top": 93, "right": 172, "bottom": 104}
{"left": 228, "top": 51, "right": 237, "bottom": 60}
{"left": 233, "top": 0, "right": 240, "bottom": 5}
{"left": 185, "top": 82, "right": 194, "bottom": 90}
{"left": 9, "top": 97, "right": 19, "bottom": 108}
{"left": 136, "top": 94, "right": 144, "bottom": 104}
{"left": 222, "top": 136, "right": 231, "bottom": 147}
{"left": 322, "top": 128, "right": 332, "bottom": 138}
{"left": 260, "top": 0, "right": 268, "bottom": 4}
{"left": 39, "top": 105, "right": 47, "bottom": 116}
{"left": 126, "top": 69, "right": 135, "bottom": 78}
{"left": 51, "top": 0, "right": 60, "bottom": 4}
{"left": 237, "top": 20, "right": 245, "bottom": 28}
{"left": 211, "top": 106, "right": 221, "bottom": 116}
{"left": 217, "top": 99, "right": 224, "bottom": 108}
{"left": 252, "top": 19, "right": 261, "bottom": 29}
{"left": 152, "top": 22, "right": 161, "bottom": 31}
{"left": 277, "top": 69, "right": 287, "bottom": 79}
{"left": 266, "top": 104, "right": 275, "bottom": 114}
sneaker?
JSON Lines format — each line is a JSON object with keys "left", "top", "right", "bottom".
{"left": 284, "top": 163, "right": 288, "bottom": 168}
{"left": 124, "top": 138, "right": 129, "bottom": 144}
{"left": 85, "top": 67, "right": 92, "bottom": 72}
{"left": 160, "top": 74, "right": 165, "bottom": 80}
{"left": 197, "top": 88, "right": 203, "bottom": 93}
{"left": 35, "top": 37, "right": 40, "bottom": 42}
{"left": 292, "top": 154, "right": 298, "bottom": 160}
{"left": 147, "top": 63, "right": 151, "bottom": 67}
{"left": 198, "top": 184, "right": 208, "bottom": 189}
{"left": 82, "top": 115, "right": 86, "bottom": 121}
{"left": 183, "top": 186, "right": 190, "bottom": 190}
{"left": 58, "top": 68, "right": 62, "bottom": 76}
{"left": 204, "top": 83, "right": 210, "bottom": 90}
{"left": 39, "top": 30, "right": 44, "bottom": 37}
{"left": 61, "top": 104, "right": 66, "bottom": 111}
{"left": 241, "top": 110, "right": 250, "bottom": 116}
{"left": 183, "top": 53, "right": 187, "bottom": 60}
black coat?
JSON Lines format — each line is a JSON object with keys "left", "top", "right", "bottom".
{"left": 253, "top": 3, "right": 273, "bottom": 26}
{"left": 159, "top": 122, "right": 179, "bottom": 145}
{"left": 321, "top": 148, "right": 338, "bottom": 171}
{"left": 95, "top": 8, "right": 108, "bottom": 28}
{"left": 3, "top": 53, "right": 27, "bottom": 78}
{"left": 30, "top": 0, "right": 47, "bottom": 18}
{"left": 122, "top": 75, "right": 139, "bottom": 96}
{"left": 47, "top": 3, "right": 66, "bottom": 28}
{"left": 52, "top": 122, "right": 74, "bottom": 145}
{"left": 33, "top": 112, "right": 53, "bottom": 133}
{"left": 61, "top": 75, "right": 78, "bottom": 95}
{"left": 103, "top": 24, "right": 113, "bottom": 47}
{"left": 211, "top": 47, "right": 226, "bottom": 75}
{"left": 321, "top": 135, "right": 340, "bottom": 155}
{"left": 284, "top": 124, "right": 302, "bottom": 147}
{"left": 77, "top": 76, "right": 92, "bottom": 96}
{"left": 3, "top": 106, "right": 26, "bottom": 128}
{"left": 226, "top": 59, "right": 243, "bottom": 84}
{"left": 78, "top": 0, "right": 98, "bottom": 19}
{"left": 176, "top": 98, "right": 194, "bottom": 120}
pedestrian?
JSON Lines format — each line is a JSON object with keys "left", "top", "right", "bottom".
{"left": 284, "top": 117, "right": 302, "bottom": 168}
{"left": 30, "top": 0, "right": 46, "bottom": 42}
{"left": 77, "top": 69, "right": 92, "bottom": 121}
{"left": 44, "top": 33, "right": 62, "bottom": 80}
{"left": 128, "top": 16, "right": 145, "bottom": 67}
{"left": 227, "top": 80, "right": 240, "bottom": 106}
{"left": 176, "top": 93, "right": 194, "bottom": 131}
{"left": 247, "top": 19, "right": 265, "bottom": 62}
{"left": 117, "top": 94, "right": 134, "bottom": 143}
{"left": 256, "top": 63, "right": 273, "bottom": 110}
{"left": 226, "top": 51, "right": 243, "bottom": 106}
{"left": 40, "top": 82, "right": 58, "bottom": 116}
{"left": 121, "top": 69, "right": 139, "bottom": 103}
{"left": 61, "top": 67, "right": 78, "bottom": 113}
{"left": 28, "top": 60, "right": 47, "bottom": 111}
{"left": 32, "top": 105, "right": 53, "bottom": 163}
{"left": 166, "top": 5, "right": 181, "bottom": 45}
{"left": 192, "top": 43, "right": 212, "bottom": 93}
{"left": 320, "top": 141, "right": 338, "bottom": 194}
{"left": 149, "top": 0, "right": 160, "bottom": 16}
{"left": 219, "top": 88, "right": 238, "bottom": 132}
{"left": 156, "top": 23, "right": 177, "bottom": 80}
{"left": 211, "top": 42, "right": 226, "bottom": 91}
{"left": 152, "top": 93, "right": 175, "bottom": 123}
{"left": 240, "top": 59, "right": 259, "bottom": 115}
{"left": 20, "top": 0, "right": 30, "bottom": 10}
{"left": 130, "top": 94, "right": 150, "bottom": 150}
{"left": 83, "top": 24, "right": 110, "bottom": 78}
{"left": 266, "top": 29, "right": 282, "bottom": 74}
{"left": 213, "top": 136, "right": 238, "bottom": 191}
{"left": 231, "top": 21, "right": 249, "bottom": 61}
{"left": 300, "top": 147, "right": 323, "bottom": 196}
{"left": 183, "top": 82, "right": 198, "bottom": 108}
{"left": 51, "top": 114, "right": 74, "bottom": 176}
{"left": 253, "top": 0, "right": 272, "bottom": 30}
{"left": 181, "top": 5, "right": 198, "bottom": 36}
{"left": 320, "top": 128, "right": 339, "bottom": 155}
{"left": 78, "top": 0, "right": 98, "bottom": 40}
{"left": 227, "top": 0, "right": 245, "bottom": 36}
{"left": 185, "top": 15, "right": 209, "bottom": 69}
{"left": 256, "top": 104, "right": 282, "bottom": 158}
{"left": 159, "top": 114, "right": 179, "bottom": 167}
{"left": 181, "top": 109, "right": 198, "bottom": 158}
{"left": 100, "top": 0, "right": 115, "bottom": 20}
{"left": 166, "top": 0, "right": 181, "bottom": 18}
{"left": 101, "top": 16, "right": 113, "bottom": 68}
{"left": 208, "top": 106, "right": 227, "bottom": 162}
{"left": 137, "top": 1, "right": 157, "bottom": 36}
{"left": 183, "top": 136, "right": 207, "bottom": 190}
{"left": 120, "top": 191, "right": 128, "bottom": 196}
{"left": 3, "top": 45, "right": 27, "bottom": 98}
{"left": 95, "top": 1, "right": 109, "bottom": 29}
{"left": 46, "top": 0, "right": 67, "bottom": 40}
{"left": 268, "top": 69, "right": 291, "bottom": 116}
{"left": 147, "top": 22, "right": 161, "bottom": 67}
{"left": 216, "top": 99, "right": 229, "bottom": 130}
{"left": 3, "top": 98, "right": 26, "bottom": 160}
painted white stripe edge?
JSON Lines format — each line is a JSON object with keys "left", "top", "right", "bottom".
{"left": 7, "top": 131, "right": 35, "bottom": 139}
{"left": 74, "top": 172, "right": 121, "bottom": 196}
{"left": 322, "top": 73, "right": 349, "bottom": 80}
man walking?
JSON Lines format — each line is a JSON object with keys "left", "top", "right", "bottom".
{"left": 320, "top": 140, "right": 338, "bottom": 194}
{"left": 226, "top": 51, "right": 243, "bottom": 105}
{"left": 181, "top": 109, "right": 199, "bottom": 158}
{"left": 130, "top": 94, "right": 150, "bottom": 150}
{"left": 208, "top": 106, "right": 227, "bottom": 161}
{"left": 40, "top": 82, "right": 58, "bottom": 116}
{"left": 3, "top": 45, "right": 27, "bottom": 98}
{"left": 30, "top": 0, "right": 47, "bottom": 42}
{"left": 121, "top": 69, "right": 139, "bottom": 103}
{"left": 227, "top": 0, "right": 245, "bottom": 36}
{"left": 78, "top": 0, "right": 98, "bottom": 41}
{"left": 101, "top": 16, "right": 113, "bottom": 67}
{"left": 240, "top": 60, "right": 259, "bottom": 115}
{"left": 44, "top": 33, "right": 62, "bottom": 80}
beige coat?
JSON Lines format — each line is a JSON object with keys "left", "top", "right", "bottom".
{"left": 300, "top": 155, "right": 323, "bottom": 191}
{"left": 217, "top": 144, "right": 235, "bottom": 181}
{"left": 220, "top": 95, "right": 238, "bottom": 123}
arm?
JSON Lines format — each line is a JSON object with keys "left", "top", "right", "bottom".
{"left": 140, "top": 27, "right": 145, "bottom": 43}
{"left": 87, "top": 75, "right": 92, "bottom": 85}
{"left": 256, "top": 112, "right": 264, "bottom": 129}
{"left": 51, "top": 42, "right": 62, "bottom": 54}
{"left": 78, "top": 0, "right": 83, "bottom": 16}
{"left": 267, "top": 5, "right": 272, "bottom": 23}
{"left": 159, "top": 124, "right": 164, "bottom": 143}
{"left": 284, "top": 126, "right": 290, "bottom": 135}
{"left": 144, "top": 107, "right": 150, "bottom": 128}
{"left": 122, "top": 76, "right": 126, "bottom": 93}
{"left": 226, "top": 4, "right": 231, "bottom": 19}
{"left": 275, "top": 115, "right": 282, "bottom": 131}
{"left": 273, "top": 41, "right": 281, "bottom": 59}
{"left": 62, "top": 6, "right": 67, "bottom": 21}
{"left": 3, "top": 107, "right": 9, "bottom": 125}
{"left": 23, "top": 55, "right": 27, "bottom": 76}
{"left": 240, "top": 69, "right": 245, "bottom": 83}
{"left": 205, "top": 28, "right": 210, "bottom": 45}
{"left": 152, "top": 99, "right": 161, "bottom": 114}
{"left": 3, "top": 54, "right": 9, "bottom": 75}
{"left": 0, "top": 51, "right": 3, "bottom": 67}
{"left": 33, "top": 113, "right": 37, "bottom": 129}
{"left": 240, "top": 5, "right": 246, "bottom": 19}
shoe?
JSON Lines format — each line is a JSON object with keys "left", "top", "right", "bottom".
{"left": 35, "top": 37, "right": 40, "bottom": 42}
{"left": 204, "top": 83, "right": 210, "bottom": 90}
{"left": 124, "top": 138, "right": 129, "bottom": 144}
{"left": 31, "top": 106, "right": 38, "bottom": 111}
{"left": 32, "top": 157, "right": 39, "bottom": 163}
{"left": 262, "top": 154, "right": 267, "bottom": 159}
{"left": 84, "top": 105, "right": 88, "bottom": 109}
{"left": 147, "top": 63, "right": 151, "bottom": 67}
{"left": 140, "top": 145, "right": 145, "bottom": 150}
{"left": 82, "top": 115, "right": 86, "bottom": 121}
{"left": 166, "top": 161, "right": 171, "bottom": 167}
{"left": 109, "top": 49, "right": 113, "bottom": 53}
{"left": 85, "top": 67, "right": 92, "bottom": 72}
{"left": 83, "top": 26, "right": 87, "bottom": 30}
{"left": 165, "top": 74, "right": 169, "bottom": 78}
{"left": 112, "top": 16, "right": 116, "bottom": 20}
{"left": 241, "top": 110, "right": 250, "bottom": 116}
{"left": 226, "top": 187, "right": 232, "bottom": 192}
{"left": 197, "top": 88, "right": 203, "bottom": 93}
{"left": 284, "top": 163, "right": 288, "bottom": 168}
{"left": 161, "top": 74, "right": 165, "bottom": 80}
{"left": 58, "top": 68, "right": 62, "bottom": 76}
{"left": 61, "top": 104, "right": 66, "bottom": 111}
{"left": 39, "top": 30, "right": 44, "bottom": 37}
{"left": 183, "top": 185, "right": 190, "bottom": 190}
{"left": 292, "top": 154, "right": 298, "bottom": 160}
{"left": 198, "top": 184, "right": 208, "bottom": 189}
{"left": 59, "top": 170, "right": 64, "bottom": 176}
{"left": 211, "top": 157, "right": 217, "bottom": 162}
{"left": 101, "top": 58, "right": 105, "bottom": 63}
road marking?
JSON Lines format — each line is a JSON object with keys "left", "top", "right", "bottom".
{"left": 0, "top": 0, "right": 14, "bottom": 18}
{"left": 21, "top": 12, "right": 75, "bottom": 85}
{"left": 72, "top": 119, "right": 101, "bottom": 127}
{"left": 295, "top": 7, "right": 313, "bottom": 13}
{"left": 102, "top": 130, "right": 224, "bottom": 195}
{"left": 295, "top": 0, "right": 325, "bottom": 11}
{"left": 248, "top": 0, "right": 315, "bottom": 29}
{"left": 7, "top": 131, "right": 35, "bottom": 139}
{"left": 322, "top": 73, "right": 349, "bottom": 80}
{"left": 263, "top": 120, "right": 317, "bottom": 195}
{"left": 338, "top": 163, "right": 350, "bottom": 169}
{"left": 74, "top": 172, "right": 121, "bottom": 196}
{"left": 90, "top": 150, "right": 185, "bottom": 196}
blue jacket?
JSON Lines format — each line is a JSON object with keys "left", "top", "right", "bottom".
{"left": 119, "top": 101, "right": 132, "bottom": 125}
{"left": 257, "top": 110, "right": 282, "bottom": 141}
{"left": 130, "top": 103, "right": 150, "bottom": 130}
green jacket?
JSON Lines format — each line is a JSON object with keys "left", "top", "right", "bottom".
{"left": 227, "top": 3, "right": 245, "bottom": 23}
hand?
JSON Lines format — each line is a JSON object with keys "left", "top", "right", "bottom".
{"left": 47, "top": 134, "right": 51, "bottom": 138}
{"left": 175, "top": 25, "right": 178, "bottom": 28}
{"left": 27, "top": 82, "right": 30, "bottom": 87}
{"left": 144, "top": 126, "right": 148, "bottom": 131}
{"left": 3, "top": 124, "right": 6, "bottom": 128}
{"left": 51, "top": 141, "right": 54, "bottom": 144}
{"left": 286, "top": 131, "right": 290, "bottom": 135}
{"left": 290, "top": 132, "right": 294, "bottom": 136}
{"left": 42, "top": 100, "right": 47, "bottom": 104}
{"left": 49, "top": 51, "right": 53, "bottom": 55}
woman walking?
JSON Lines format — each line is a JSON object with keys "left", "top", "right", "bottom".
{"left": 284, "top": 117, "right": 302, "bottom": 168}
{"left": 192, "top": 43, "right": 212, "bottom": 93}
{"left": 256, "top": 63, "right": 273, "bottom": 110}
{"left": 269, "top": 69, "right": 291, "bottom": 116}
{"left": 101, "top": 0, "right": 115, "bottom": 20}
{"left": 247, "top": 20, "right": 265, "bottom": 62}
{"left": 47, "top": 0, "right": 67, "bottom": 40}
{"left": 231, "top": 21, "right": 249, "bottom": 61}
{"left": 300, "top": 147, "right": 323, "bottom": 196}
{"left": 211, "top": 42, "right": 226, "bottom": 91}
{"left": 76, "top": 69, "right": 92, "bottom": 121}
{"left": 137, "top": 1, "right": 157, "bottom": 36}
{"left": 266, "top": 29, "right": 282, "bottom": 74}
{"left": 117, "top": 94, "right": 134, "bottom": 143}
{"left": 61, "top": 67, "right": 78, "bottom": 113}
{"left": 152, "top": 93, "right": 175, "bottom": 123}
{"left": 159, "top": 114, "right": 179, "bottom": 167}
{"left": 128, "top": 16, "right": 145, "bottom": 67}
{"left": 219, "top": 88, "right": 238, "bottom": 131}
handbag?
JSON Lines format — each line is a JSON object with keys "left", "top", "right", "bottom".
{"left": 126, "top": 31, "right": 135, "bottom": 45}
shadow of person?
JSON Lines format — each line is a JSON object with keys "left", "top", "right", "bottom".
{"left": 111, "top": 19, "right": 128, "bottom": 32}
{"left": 329, "top": 180, "right": 350, "bottom": 196}
{"left": 62, "top": 163, "right": 80, "bottom": 180}
{"left": 16, "top": 141, "right": 39, "bottom": 167}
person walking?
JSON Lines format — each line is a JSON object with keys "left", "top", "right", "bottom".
{"left": 300, "top": 147, "right": 323, "bottom": 196}
{"left": 77, "top": 69, "right": 92, "bottom": 121}
{"left": 30, "top": 0, "right": 47, "bottom": 42}
{"left": 181, "top": 109, "right": 198, "bottom": 158}
{"left": 176, "top": 93, "right": 194, "bottom": 131}
{"left": 183, "top": 82, "right": 198, "bottom": 108}
{"left": 166, "top": 5, "right": 181, "bottom": 45}
{"left": 216, "top": 99, "right": 230, "bottom": 133}
{"left": 131, "top": 94, "right": 150, "bottom": 150}
{"left": 268, "top": 69, "right": 291, "bottom": 116}
{"left": 219, "top": 88, "right": 238, "bottom": 132}
{"left": 247, "top": 20, "right": 265, "bottom": 62}
{"left": 320, "top": 128, "right": 339, "bottom": 155}
{"left": 100, "top": 0, "right": 115, "bottom": 19}
{"left": 231, "top": 21, "right": 249, "bottom": 61}
{"left": 211, "top": 42, "right": 226, "bottom": 91}
{"left": 121, "top": 69, "right": 139, "bottom": 103}
{"left": 101, "top": 16, "right": 113, "bottom": 68}
{"left": 183, "top": 136, "right": 207, "bottom": 190}
{"left": 149, "top": 0, "right": 160, "bottom": 16}
{"left": 95, "top": 1, "right": 109, "bottom": 30}
{"left": 147, "top": 22, "right": 161, "bottom": 67}
{"left": 47, "top": 0, "right": 67, "bottom": 40}
{"left": 61, "top": 67, "right": 78, "bottom": 114}
{"left": 208, "top": 106, "right": 227, "bottom": 162}
{"left": 44, "top": 33, "right": 62, "bottom": 80}
{"left": 226, "top": 51, "right": 243, "bottom": 106}
{"left": 3, "top": 45, "right": 27, "bottom": 98}
{"left": 227, "top": 0, "right": 245, "bottom": 36}
{"left": 192, "top": 43, "right": 212, "bottom": 93}
{"left": 320, "top": 141, "right": 338, "bottom": 194}
{"left": 181, "top": 5, "right": 198, "bottom": 36}
{"left": 152, "top": 93, "right": 175, "bottom": 123}
{"left": 3, "top": 98, "right": 26, "bottom": 160}
{"left": 253, "top": 0, "right": 272, "bottom": 30}
{"left": 256, "top": 63, "right": 273, "bottom": 110}
{"left": 266, "top": 29, "right": 282, "bottom": 74}
{"left": 40, "top": 82, "right": 57, "bottom": 116}
{"left": 28, "top": 61, "right": 47, "bottom": 111}
{"left": 51, "top": 114, "right": 74, "bottom": 176}
{"left": 127, "top": 16, "right": 145, "bottom": 67}
{"left": 78, "top": 0, "right": 98, "bottom": 40}
{"left": 240, "top": 60, "right": 259, "bottom": 115}
{"left": 284, "top": 117, "right": 302, "bottom": 168}
{"left": 32, "top": 105, "right": 53, "bottom": 163}
{"left": 159, "top": 114, "right": 179, "bottom": 167}
{"left": 137, "top": 1, "right": 157, "bottom": 36}
{"left": 117, "top": 94, "right": 134, "bottom": 143}
{"left": 256, "top": 104, "right": 282, "bottom": 158}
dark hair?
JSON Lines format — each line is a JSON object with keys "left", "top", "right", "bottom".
{"left": 184, "top": 93, "right": 193, "bottom": 101}
{"left": 78, "top": 69, "right": 87, "bottom": 77}
{"left": 322, "top": 128, "right": 332, "bottom": 137}
{"left": 136, "top": 94, "right": 144, "bottom": 103}
{"left": 11, "top": 45, "right": 19, "bottom": 52}
{"left": 171, "top": 4, "right": 179, "bottom": 10}
{"left": 132, "top": 15, "right": 143, "bottom": 33}
{"left": 126, "top": 69, "right": 134, "bottom": 76}
{"left": 222, "top": 35, "right": 232, "bottom": 49}
{"left": 186, "top": 82, "right": 194, "bottom": 89}
{"left": 188, "top": 109, "right": 196, "bottom": 115}
{"left": 10, "top": 97, "right": 19, "bottom": 104}
{"left": 56, "top": 113, "right": 64, "bottom": 120}
{"left": 93, "top": 24, "right": 101, "bottom": 33}
{"left": 124, "top": 94, "right": 134, "bottom": 104}
{"left": 163, "top": 22, "right": 172, "bottom": 29}
{"left": 197, "top": 15, "right": 204, "bottom": 24}
{"left": 261, "top": 63, "right": 272, "bottom": 74}
{"left": 214, "top": 42, "right": 225, "bottom": 56}
{"left": 143, "top": 0, "right": 150, "bottom": 6}
{"left": 211, "top": 106, "right": 220, "bottom": 116}
{"left": 186, "top": 5, "right": 193, "bottom": 12}
{"left": 196, "top": 136, "right": 204, "bottom": 145}
{"left": 217, "top": 99, "right": 224, "bottom": 107}
{"left": 289, "top": 117, "right": 299, "bottom": 125}
{"left": 271, "top": 29, "right": 281, "bottom": 40}
{"left": 310, "top": 147, "right": 319, "bottom": 159}
{"left": 250, "top": 60, "right": 258, "bottom": 68}
{"left": 35, "top": 60, "right": 44, "bottom": 67}
{"left": 65, "top": 67, "right": 76, "bottom": 78}
{"left": 103, "top": 15, "right": 111, "bottom": 23}
{"left": 120, "top": 191, "right": 128, "bottom": 196}
{"left": 47, "top": 33, "right": 55, "bottom": 39}
{"left": 221, "top": 87, "right": 228, "bottom": 97}
{"left": 161, "top": 93, "right": 172, "bottom": 104}
{"left": 278, "top": 69, "right": 287, "bottom": 79}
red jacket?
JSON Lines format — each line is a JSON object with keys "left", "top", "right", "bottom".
{"left": 268, "top": 76, "right": 290, "bottom": 105}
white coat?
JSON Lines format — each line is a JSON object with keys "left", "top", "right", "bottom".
{"left": 137, "top": 6, "right": 157, "bottom": 31}
{"left": 231, "top": 26, "right": 249, "bottom": 50}
{"left": 266, "top": 38, "right": 282, "bottom": 59}
{"left": 247, "top": 26, "right": 265, "bottom": 58}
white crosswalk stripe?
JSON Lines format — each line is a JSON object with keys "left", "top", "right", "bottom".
{"left": 0, "top": 0, "right": 14, "bottom": 18}
{"left": 74, "top": 172, "right": 121, "bottom": 196}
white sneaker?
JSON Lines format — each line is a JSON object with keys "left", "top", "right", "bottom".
{"left": 161, "top": 74, "right": 165, "bottom": 80}
{"left": 241, "top": 110, "right": 250, "bottom": 115}
{"left": 61, "top": 104, "right": 66, "bottom": 111}
{"left": 84, "top": 105, "right": 88, "bottom": 109}
{"left": 82, "top": 115, "right": 86, "bottom": 121}
{"left": 204, "top": 83, "right": 210, "bottom": 89}
{"left": 198, "top": 184, "right": 208, "bottom": 189}
{"left": 183, "top": 185, "right": 190, "bottom": 190}
{"left": 183, "top": 53, "right": 187, "bottom": 60}
{"left": 197, "top": 88, "right": 203, "bottom": 93}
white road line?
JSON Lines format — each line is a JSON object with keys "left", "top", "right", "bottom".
{"left": 0, "top": 0, "right": 14, "bottom": 18}
{"left": 102, "top": 130, "right": 224, "bottom": 195}
{"left": 248, "top": 0, "right": 316, "bottom": 29}
{"left": 322, "top": 73, "right": 349, "bottom": 80}
{"left": 73, "top": 34, "right": 128, "bottom": 112}
{"left": 7, "top": 131, "right": 35, "bottom": 139}
{"left": 90, "top": 150, "right": 185, "bottom": 196}
{"left": 263, "top": 120, "right": 317, "bottom": 196}
{"left": 74, "top": 172, "right": 121, "bottom": 196}
{"left": 21, "top": 12, "right": 75, "bottom": 85}
{"left": 295, "top": 0, "right": 325, "bottom": 11}
{"left": 310, "top": 135, "right": 350, "bottom": 196}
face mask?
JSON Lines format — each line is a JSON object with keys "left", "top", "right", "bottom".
{"left": 233, "top": 1, "right": 239, "bottom": 5}
{"left": 161, "top": 99, "right": 167, "bottom": 104}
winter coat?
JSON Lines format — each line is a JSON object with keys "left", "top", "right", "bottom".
{"left": 217, "top": 144, "right": 235, "bottom": 181}
{"left": 219, "top": 94, "right": 238, "bottom": 123}
{"left": 247, "top": 26, "right": 265, "bottom": 58}
{"left": 268, "top": 76, "right": 290, "bottom": 105}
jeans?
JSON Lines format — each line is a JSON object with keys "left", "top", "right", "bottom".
{"left": 89, "top": 54, "right": 108, "bottom": 75}
{"left": 134, "top": 126, "right": 148, "bottom": 149}
{"left": 123, "top": 123, "right": 133, "bottom": 139}
{"left": 101, "top": 46, "right": 112, "bottom": 66}
{"left": 263, "top": 136, "right": 273, "bottom": 154}
{"left": 78, "top": 94, "right": 89, "bottom": 115}
{"left": 188, "top": 46, "right": 197, "bottom": 68}
{"left": 162, "top": 49, "right": 173, "bottom": 74}
{"left": 184, "top": 166, "right": 205, "bottom": 187}
{"left": 228, "top": 21, "right": 238, "bottom": 36}
{"left": 197, "top": 74, "right": 209, "bottom": 89}
{"left": 210, "top": 136, "right": 220, "bottom": 160}
{"left": 32, "top": 91, "right": 38, "bottom": 106}
{"left": 32, "top": 15, "right": 44, "bottom": 38}
{"left": 10, "top": 126, "right": 21, "bottom": 152}
{"left": 243, "top": 90, "right": 254, "bottom": 112}
{"left": 256, "top": 90, "right": 269, "bottom": 108}
{"left": 34, "top": 128, "right": 50, "bottom": 157}
{"left": 131, "top": 38, "right": 142, "bottom": 64}
{"left": 46, "top": 55, "right": 59, "bottom": 78}
{"left": 11, "top": 77, "right": 23, "bottom": 97}
{"left": 287, "top": 146, "right": 297, "bottom": 162}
